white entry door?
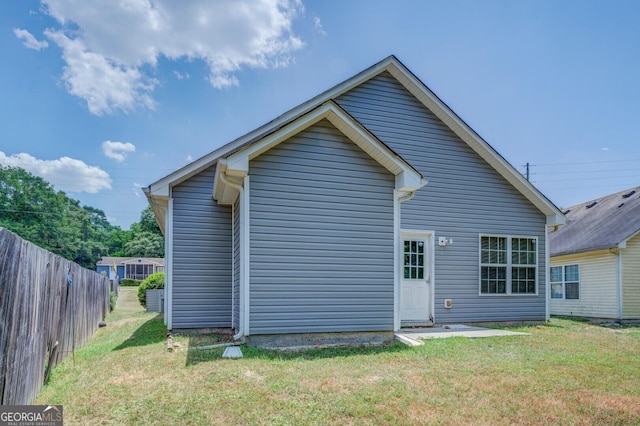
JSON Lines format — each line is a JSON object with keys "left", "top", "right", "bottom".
{"left": 400, "top": 231, "right": 433, "bottom": 325}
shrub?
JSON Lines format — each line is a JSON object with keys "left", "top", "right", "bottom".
{"left": 109, "top": 291, "right": 117, "bottom": 312}
{"left": 120, "top": 278, "right": 141, "bottom": 287}
{"left": 138, "top": 272, "right": 165, "bottom": 307}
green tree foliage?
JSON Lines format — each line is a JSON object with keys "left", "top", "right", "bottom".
{"left": 0, "top": 166, "right": 164, "bottom": 267}
{"left": 0, "top": 166, "right": 118, "bottom": 268}
{"left": 124, "top": 206, "right": 164, "bottom": 257}
{"left": 124, "top": 231, "right": 164, "bottom": 257}
{"left": 137, "top": 271, "right": 165, "bottom": 307}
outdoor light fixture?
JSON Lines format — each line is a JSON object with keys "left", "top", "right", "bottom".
{"left": 438, "top": 237, "right": 453, "bottom": 247}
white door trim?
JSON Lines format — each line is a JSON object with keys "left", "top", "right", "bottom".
{"left": 399, "top": 229, "right": 435, "bottom": 327}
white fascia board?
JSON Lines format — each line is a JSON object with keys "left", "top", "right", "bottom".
{"left": 148, "top": 54, "right": 561, "bottom": 220}
{"left": 212, "top": 159, "right": 227, "bottom": 202}
{"left": 148, "top": 57, "right": 400, "bottom": 199}
{"left": 143, "top": 187, "right": 169, "bottom": 234}
{"left": 385, "top": 62, "right": 564, "bottom": 221}
{"left": 224, "top": 103, "right": 334, "bottom": 176}
{"left": 222, "top": 101, "right": 423, "bottom": 192}
{"left": 396, "top": 174, "right": 427, "bottom": 193}
{"left": 546, "top": 213, "right": 567, "bottom": 226}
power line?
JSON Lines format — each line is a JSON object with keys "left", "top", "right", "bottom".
{"left": 533, "top": 158, "right": 640, "bottom": 167}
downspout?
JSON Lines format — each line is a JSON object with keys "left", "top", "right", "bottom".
{"left": 219, "top": 171, "right": 246, "bottom": 341}
{"left": 545, "top": 225, "right": 551, "bottom": 321}
{"left": 394, "top": 189, "right": 417, "bottom": 330}
{"left": 616, "top": 248, "right": 622, "bottom": 320}
{"left": 544, "top": 223, "right": 561, "bottom": 322}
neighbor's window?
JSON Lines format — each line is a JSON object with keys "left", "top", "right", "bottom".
{"left": 480, "top": 235, "right": 537, "bottom": 295}
{"left": 125, "top": 263, "right": 154, "bottom": 280}
{"left": 550, "top": 264, "right": 579, "bottom": 300}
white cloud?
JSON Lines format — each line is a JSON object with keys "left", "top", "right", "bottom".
{"left": 601, "top": 147, "right": 610, "bottom": 151}
{"left": 45, "top": 30, "right": 157, "bottom": 115}
{"left": 0, "top": 151, "right": 112, "bottom": 193}
{"left": 133, "top": 182, "right": 143, "bottom": 198}
{"left": 35, "top": 0, "right": 305, "bottom": 114}
{"left": 102, "top": 140, "right": 136, "bottom": 162}
{"left": 313, "top": 16, "right": 327, "bottom": 35}
{"left": 13, "top": 28, "right": 49, "bottom": 50}
{"left": 173, "top": 71, "right": 191, "bottom": 80}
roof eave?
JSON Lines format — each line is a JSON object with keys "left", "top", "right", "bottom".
{"left": 212, "top": 100, "right": 425, "bottom": 205}
{"left": 146, "top": 54, "right": 563, "bottom": 222}
{"left": 384, "top": 59, "right": 565, "bottom": 222}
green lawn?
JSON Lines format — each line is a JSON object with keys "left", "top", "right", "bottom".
{"left": 38, "top": 287, "right": 640, "bottom": 425}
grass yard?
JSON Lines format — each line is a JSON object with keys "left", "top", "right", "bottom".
{"left": 38, "top": 287, "right": 640, "bottom": 425}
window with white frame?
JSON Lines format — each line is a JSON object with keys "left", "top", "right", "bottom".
{"left": 480, "top": 235, "right": 537, "bottom": 295}
{"left": 550, "top": 265, "right": 579, "bottom": 299}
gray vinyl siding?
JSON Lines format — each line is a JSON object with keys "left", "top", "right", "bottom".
{"left": 172, "top": 165, "right": 232, "bottom": 329}
{"left": 232, "top": 197, "right": 240, "bottom": 330}
{"left": 249, "top": 119, "right": 396, "bottom": 334}
{"left": 337, "top": 72, "right": 547, "bottom": 323}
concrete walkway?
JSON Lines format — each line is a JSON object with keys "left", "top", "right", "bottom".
{"left": 395, "top": 324, "right": 529, "bottom": 346}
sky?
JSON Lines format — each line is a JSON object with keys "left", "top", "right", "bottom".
{"left": 1, "top": 0, "right": 639, "bottom": 229}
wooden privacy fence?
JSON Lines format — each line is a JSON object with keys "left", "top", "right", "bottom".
{"left": 0, "top": 227, "right": 111, "bottom": 405}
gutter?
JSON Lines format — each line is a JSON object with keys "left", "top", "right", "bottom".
{"left": 398, "top": 191, "right": 416, "bottom": 203}
{"left": 397, "top": 178, "right": 427, "bottom": 203}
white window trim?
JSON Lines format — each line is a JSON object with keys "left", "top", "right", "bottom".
{"left": 478, "top": 234, "right": 539, "bottom": 296}
{"left": 550, "top": 264, "right": 580, "bottom": 300}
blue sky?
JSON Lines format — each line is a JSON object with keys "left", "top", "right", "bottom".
{"left": 1, "top": 0, "right": 638, "bottom": 228}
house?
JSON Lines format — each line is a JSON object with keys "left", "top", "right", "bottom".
{"left": 144, "top": 55, "right": 565, "bottom": 345}
{"left": 96, "top": 256, "right": 165, "bottom": 281}
{"left": 549, "top": 186, "right": 640, "bottom": 321}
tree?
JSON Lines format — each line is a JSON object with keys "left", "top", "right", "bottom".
{"left": 0, "top": 166, "right": 165, "bottom": 267}
{"left": 0, "top": 166, "right": 122, "bottom": 268}
{"left": 123, "top": 231, "right": 164, "bottom": 257}
{"left": 124, "top": 205, "right": 164, "bottom": 257}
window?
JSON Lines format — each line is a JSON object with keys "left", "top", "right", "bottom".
{"left": 125, "top": 263, "right": 154, "bottom": 280}
{"left": 404, "top": 240, "right": 425, "bottom": 279}
{"left": 550, "top": 264, "right": 579, "bottom": 299}
{"left": 480, "top": 235, "right": 537, "bottom": 295}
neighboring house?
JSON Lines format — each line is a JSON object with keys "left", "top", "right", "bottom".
{"left": 96, "top": 257, "right": 165, "bottom": 281}
{"left": 549, "top": 186, "right": 640, "bottom": 320}
{"left": 144, "top": 55, "right": 565, "bottom": 344}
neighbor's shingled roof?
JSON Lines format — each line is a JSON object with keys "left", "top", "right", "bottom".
{"left": 96, "top": 257, "right": 164, "bottom": 267}
{"left": 550, "top": 186, "right": 640, "bottom": 257}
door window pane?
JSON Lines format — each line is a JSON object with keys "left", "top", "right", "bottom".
{"left": 404, "top": 239, "right": 426, "bottom": 280}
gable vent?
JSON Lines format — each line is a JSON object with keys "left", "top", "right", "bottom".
{"left": 586, "top": 201, "right": 597, "bottom": 209}
{"left": 622, "top": 190, "right": 636, "bottom": 199}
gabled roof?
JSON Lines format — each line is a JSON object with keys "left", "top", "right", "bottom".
{"left": 145, "top": 55, "right": 564, "bottom": 228}
{"left": 550, "top": 186, "right": 640, "bottom": 257}
{"left": 213, "top": 100, "right": 425, "bottom": 205}
{"left": 96, "top": 256, "right": 165, "bottom": 267}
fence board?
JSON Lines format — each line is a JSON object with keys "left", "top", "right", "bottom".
{"left": 0, "top": 227, "right": 111, "bottom": 405}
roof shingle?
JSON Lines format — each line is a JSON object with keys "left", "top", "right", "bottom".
{"left": 550, "top": 186, "right": 640, "bottom": 256}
